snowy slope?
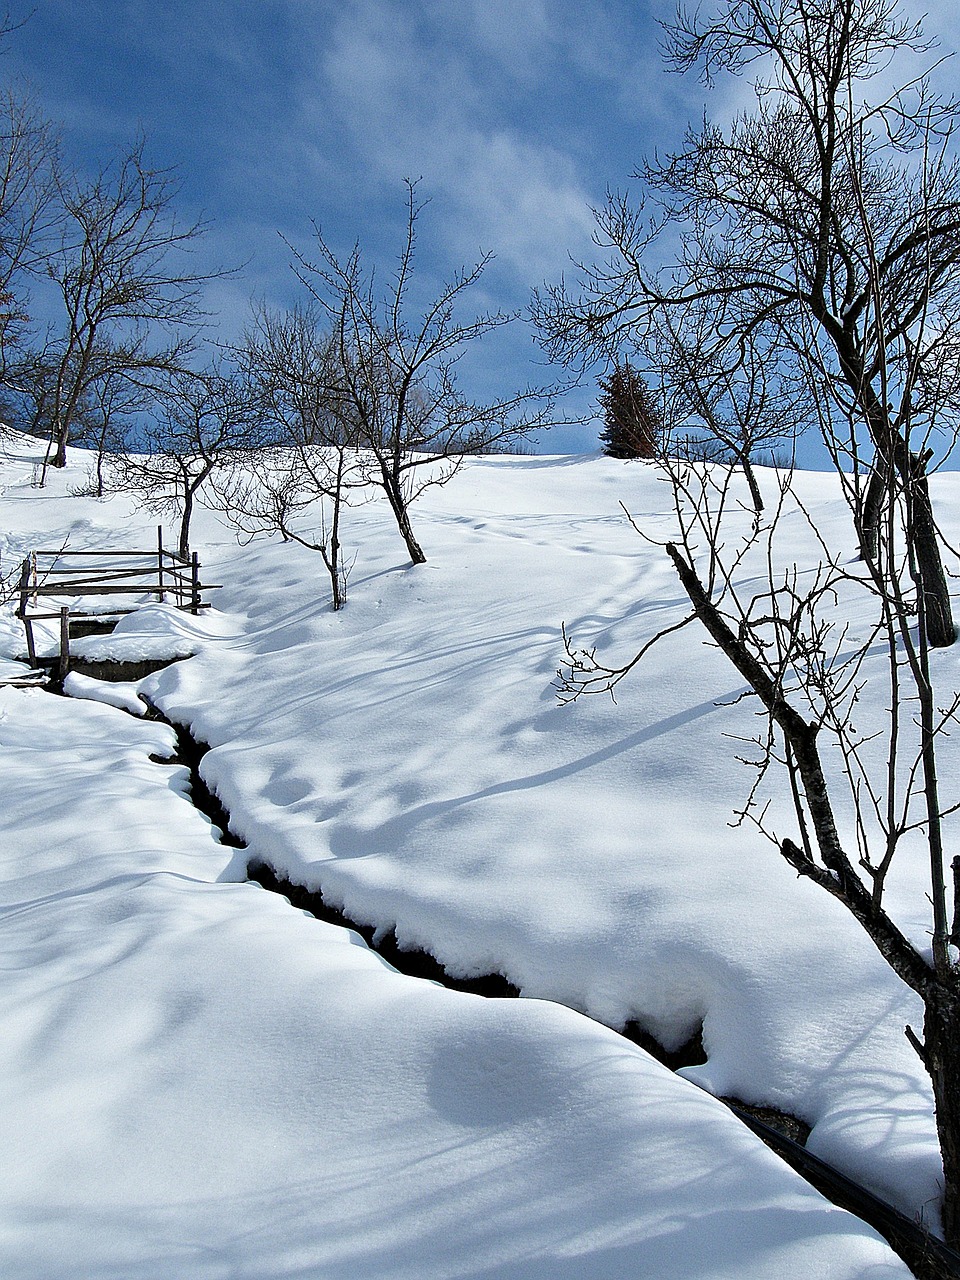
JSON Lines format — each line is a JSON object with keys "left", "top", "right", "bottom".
{"left": 146, "top": 452, "right": 956, "bottom": 1220}
{"left": 0, "top": 430, "right": 953, "bottom": 1273}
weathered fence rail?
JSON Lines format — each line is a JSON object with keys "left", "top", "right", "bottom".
{"left": 17, "top": 526, "right": 217, "bottom": 673}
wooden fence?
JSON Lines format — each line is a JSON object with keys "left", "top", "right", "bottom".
{"left": 16, "top": 526, "right": 215, "bottom": 673}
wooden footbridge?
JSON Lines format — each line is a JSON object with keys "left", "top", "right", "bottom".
{"left": 16, "top": 526, "right": 216, "bottom": 676}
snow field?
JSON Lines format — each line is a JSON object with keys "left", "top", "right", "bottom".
{"left": 0, "top": 688, "right": 910, "bottom": 1277}
{"left": 147, "top": 454, "right": 951, "bottom": 1218}
{"left": 1, "top": 432, "right": 954, "bottom": 1272}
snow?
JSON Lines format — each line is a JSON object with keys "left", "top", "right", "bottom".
{"left": 0, "top": 656, "right": 41, "bottom": 683}
{"left": 0, "top": 430, "right": 951, "bottom": 1274}
{"left": 0, "top": 688, "right": 908, "bottom": 1278}
{"left": 63, "top": 670, "right": 148, "bottom": 715}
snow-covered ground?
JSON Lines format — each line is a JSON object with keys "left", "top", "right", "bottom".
{"left": 2, "top": 431, "right": 955, "bottom": 1276}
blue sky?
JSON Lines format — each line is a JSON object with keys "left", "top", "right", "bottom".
{"left": 4, "top": 1, "right": 958, "bottom": 464}
{"left": 4, "top": 0, "right": 723, "bottom": 453}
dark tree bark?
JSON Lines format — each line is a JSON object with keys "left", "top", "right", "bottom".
{"left": 858, "top": 458, "right": 887, "bottom": 562}
{"left": 662, "top": 536, "right": 959, "bottom": 1245}
{"left": 378, "top": 461, "right": 426, "bottom": 565}
{"left": 922, "top": 988, "right": 960, "bottom": 1247}
{"left": 908, "top": 461, "right": 956, "bottom": 648}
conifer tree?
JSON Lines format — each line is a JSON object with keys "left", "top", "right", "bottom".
{"left": 598, "top": 363, "right": 658, "bottom": 459}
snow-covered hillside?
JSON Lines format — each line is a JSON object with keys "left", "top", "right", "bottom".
{"left": 3, "top": 431, "right": 956, "bottom": 1277}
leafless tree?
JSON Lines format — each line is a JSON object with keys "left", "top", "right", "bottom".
{"left": 238, "top": 300, "right": 350, "bottom": 447}
{"left": 645, "top": 306, "right": 807, "bottom": 512}
{"left": 534, "top": 0, "right": 960, "bottom": 647}
{"left": 9, "top": 342, "right": 153, "bottom": 495}
{"left": 118, "top": 366, "right": 262, "bottom": 558}
{"left": 0, "top": 85, "right": 59, "bottom": 373}
{"left": 221, "top": 300, "right": 367, "bottom": 609}
{"left": 560, "top": 440, "right": 960, "bottom": 1249}
{"left": 214, "top": 436, "right": 361, "bottom": 612}
{"left": 289, "top": 179, "right": 557, "bottom": 564}
{"left": 75, "top": 369, "right": 158, "bottom": 498}
{"left": 548, "top": 0, "right": 960, "bottom": 1247}
{"left": 39, "top": 136, "right": 222, "bottom": 477}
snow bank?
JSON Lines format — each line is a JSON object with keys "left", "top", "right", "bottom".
{"left": 63, "top": 669, "right": 148, "bottom": 715}
{"left": 0, "top": 687, "right": 909, "bottom": 1277}
{"left": 0, "top": 433, "right": 952, "bottom": 1267}
{"left": 144, "top": 454, "right": 953, "bottom": 1222}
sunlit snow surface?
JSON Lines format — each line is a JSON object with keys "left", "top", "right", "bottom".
{"left": 1, "top": 432, "right": 949, "bottom": 1275}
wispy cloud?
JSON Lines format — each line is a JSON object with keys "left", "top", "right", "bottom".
{"left": 299, "top": 0, "right": 598, "bottom": 286}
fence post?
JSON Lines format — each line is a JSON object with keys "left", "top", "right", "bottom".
{"left": 18, "top": 556, "right": 28, "bottom": 617}
{"left": 24, "top": 618, "right": 36, "bottom": 667}
{"left": 191, "top": 552, "right": 200, "bottom": 615}
{"left": 59, "top": 606, "right": 70, "bottom": 680}
{"left": 157, "top": 525, "right": 165, "bottom": 602}
{"left": 19, "top": 558, "right": 36, "bottom": 665}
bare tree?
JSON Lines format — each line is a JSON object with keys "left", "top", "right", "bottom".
{"left": 645, "top": 305, "right": 806, "bottom": 512}
{"left": 214, "top": 436, "right": 361, "bottom": 612}
{"left": 8, "top": 342, "right": 152, "bottom": 495}
{"left": 548, "top": 0, "right": 960, "bottom": 1247}
{"left": 560, "top": 440, "right": 960, "bottom": 1249}
{"left": 290, "top": 179, "right": 556, "bottom": 564}
{"left": 534, "top": 0, "right": 960, "bottom": 646}
{"left": 220, "top": 300, "right": 366, "bottom": 609}
{"left": 238, "top": 300, "right": 349, "bottom": 447}
{"left": 39, "top": 136, "right": 222, "bottom": 476}
{"left": 118, "top": 366, "right": 262, "bottom": 558}
{"left": 0, "top": 85, "right": 59, "bottom": 383}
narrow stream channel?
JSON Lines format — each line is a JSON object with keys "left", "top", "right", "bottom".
{"left": 40, "top": 677, "right": 960, "bottom": 1280}
{"left": 156, "top": 706, "right": 960, "bottom": 1280}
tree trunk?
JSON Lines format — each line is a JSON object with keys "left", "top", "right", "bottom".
{"left": 94, "top": 447, "right": 106, "bottom": 498}
{"left": 737, "top": 451, "right": 763, "bottom": 513}
{"left": 826, "top": 325, "right": 955, "bottom": 646}
{"left": 328, "top": 456, "right": 346, "bottom": 610}
{"left": 909, "top": 463, "right": 956, "bottom": 649}
{"left": 179, "top": 488, "right": 193, "bottom": 560}
{"left": 395, "top": 502, "right": 426, "bottom": 565}
{"left": 857, "top": 448, "right": 954, "bottom": 646}
{"left": 923, "top": 985, "right": 960, "bottom": 1248}
{"left": 857, "top": 449, "right": 954, "bottom": 645}
{"left": 327, "top": 556, "right": 343, "bottom": 610}
{"left": 857, "top": 458, "right": 887, "bottom": 562}
{"left": 380, "top": 465, "right": 426, "bottom": 564}
{"left": 324, "top": 521, "right": 344, "bottom": 611}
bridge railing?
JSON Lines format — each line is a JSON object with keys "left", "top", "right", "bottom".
{"left": 16, "top": 526, "right": 217, "bottom": 672}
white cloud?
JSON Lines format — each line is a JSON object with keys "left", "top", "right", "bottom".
{"left": 300, "top": 0, "right": 596, "bottom": 285}
{"left": 431, "top": 130, "right": 596, "bottom": 279}
{"left": 460, "top": 0, "right": 554, "bottom": 87}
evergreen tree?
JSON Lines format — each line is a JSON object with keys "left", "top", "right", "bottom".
{"left": 598, "top": 363, "right": 658, "bottom": 458}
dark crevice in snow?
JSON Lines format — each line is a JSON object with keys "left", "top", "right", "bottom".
{"left": 622, "top": 1018, "right": 707, "bottom": 1072}
{"left": 159, "top": 715, "right": 247, "bottom": 851}
{"left": 157, "top": 711, "right": 516, "bottom": 994}
{"left": 31, "top": 656, "right": 189, "bottom": 691}
{"left": 247, "top": 862, "right": 720, "bottom": 1057}
{"left": 722, "top": 1096, "right": 811, "bottom": 1146}
{"left": 147, "top": 708, "right": 960, "bottom": 1280}
{"left": 243, "top": 864, "right": 960, "bottom": 1279}
{"left": 247, "top": 860, "right": 521, "bottom": 998}
{"left": 725, "top": 1105, "right": 960, "bottom": 1280}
